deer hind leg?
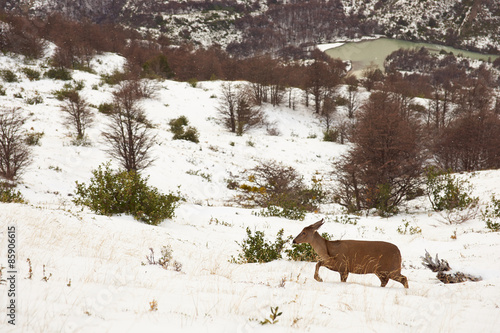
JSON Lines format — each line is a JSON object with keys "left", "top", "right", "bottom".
{"left": 340, "top": 272, "right": 349, "bottom": 282}
{"left": 391, "top": 273, "right": 409, "bottom": 288}
{"left": 377, "top": 273, "right": 389, "bottom": 287}
{"left": 314, "top": 261, "right": 323, "bottom": 282}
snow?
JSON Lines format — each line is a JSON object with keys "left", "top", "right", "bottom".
{"left": 316, "top": 43, "right": 345, "bottom": 52}
{"left": 1, "top": 51, "right": 500, "bottom": 332}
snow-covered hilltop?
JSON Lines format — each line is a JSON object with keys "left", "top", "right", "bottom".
{"left": 1, "top": 45, "right": 500, "bottom": 332}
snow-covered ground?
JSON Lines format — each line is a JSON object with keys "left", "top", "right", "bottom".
{"left": 1, "top": 51, "right": 500, "bottom": 332}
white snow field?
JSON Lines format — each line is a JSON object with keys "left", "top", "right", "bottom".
{"left": 0, "top": 51, "right": 500, "bottom": 333}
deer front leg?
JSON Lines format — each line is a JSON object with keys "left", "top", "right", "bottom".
{"left": 314, "top": 261, "right": 323, "bottom": 282}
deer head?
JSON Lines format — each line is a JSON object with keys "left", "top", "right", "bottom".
{"left": 292, "top": 219, "right": 325, "bottom": 244}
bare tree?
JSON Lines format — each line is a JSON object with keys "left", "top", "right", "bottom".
{"left": 217, "top": 82, "right": 238, "bottom": 133}
{"left": 320, "top": 95, "right": 337, "bottom": 142}
{"left": 344, "top": 75, "right": 360, "bottom": 119}
{"left": 0, "top": 108, "right": 31, "bottom": 182}
{"left": 218, "top": 82, "right": 264, "bottom": 135}
{"left": 103, "top": 81, "right": 156, "bottom": 172}
{"left": 60, "top": 91, "right": 94, "bottom": 140}
{"left": 333, "top": 91, "right": 424, "bottom": 215}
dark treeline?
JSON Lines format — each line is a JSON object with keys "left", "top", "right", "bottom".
{"left": 228, "top": 0, "right": 380, "bottom": 58}
{"left": 0, "top": 10, "right": 347, "bottom": 100}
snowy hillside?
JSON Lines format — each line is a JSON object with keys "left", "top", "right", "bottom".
{"left": 1, "top": 51, "right": 500, "bottom": 332}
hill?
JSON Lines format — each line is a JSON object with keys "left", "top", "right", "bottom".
{"left": 0, "top": 46, "right": 500, "bottom": 332}
{"left": 2, "top": 0, "right": 499, "bottom": 56}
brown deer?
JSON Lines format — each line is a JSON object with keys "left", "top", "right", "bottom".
{"left": 293, "top": 219, "right": 408, "bottom": 288}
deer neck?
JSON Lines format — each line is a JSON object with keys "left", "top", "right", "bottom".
{"left": 310, "top": 232, "right": 329, "bottom": 260}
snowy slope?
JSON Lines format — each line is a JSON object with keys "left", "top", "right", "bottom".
{"left": 1, "top": 52, "right": 500, "bottom": 332}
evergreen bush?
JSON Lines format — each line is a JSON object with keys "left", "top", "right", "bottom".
{"left": 0, "top": 184, "right": 25, "bottom": 203}
{"left": 285, "top": 232, "right": 332, "bottom": 261}
{"left": 425, "top": 167, "right": 478, "bottom": 212}
{"left": 1, "top": 69, "right": 18, "bottom": 83}
{"left": 232, "top": 228, "right": 290, "bottom": 263}
{"left": 45, "top": 68, "right": 72, "bottom": 81}
{"left": 21, "top": 67, "right": 41, "bottom": 81}
{"left": 169, "top": 116, "right": 199, "bottom": 143}
{"left": 482, "top": 195, "right": 500, "bottom": 232}
{"left": 74, "top": 163, "right": 182, "bottom": 225}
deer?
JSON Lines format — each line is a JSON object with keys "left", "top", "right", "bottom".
{"left": 293, "top": 219, "right": 408, "bottom": 288}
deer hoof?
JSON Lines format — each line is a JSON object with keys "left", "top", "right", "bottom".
{"left": 314, "top": 275, "right": 323, "bottom": 282}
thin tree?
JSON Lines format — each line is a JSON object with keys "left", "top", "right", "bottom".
{"left": 344, "top": 75, "right": 360, "bottom": 119}
{"left": 218, "top": 82, "right": 264, "bottom": 135}
{"left": 103, "top": 81, "right": 156, "bottom": 172}
{"left": 320, "top": 95, "right": 337, "bottom": 142}
{"left": 217, "top": 82, "right": 238, "bottom": 133}
{"left": 0, "top": 108, "right": 31, "bottom": 182}
{"left": 60, "top": 91, "right": 94, "bottom": 140}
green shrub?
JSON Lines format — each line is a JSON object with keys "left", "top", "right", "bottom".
{"left": 231, "top": 228, "right": 290, "bottom": 263}
{"left": 0, "top": 184, "right": 25, "bottom": 203}
{"left": 482, "top": 195, "right": 500, "bottom": 232}
{"left": 45, "top": 68, "right": 72, "bottom": 81}
{"left": 257, "top": 204, "right": 307, "bottom": 221}
{"left": 25, "top": 92, "right": 43, "bottom": 105}
{"left": 397, "top": 219, "right": 422, "bottom": 235}
{"left": 187, "top": 78, "right": 198, "bottom": 88}
{"left": 169, "top": 116, "right": 199, "bottom": 143}
{"left": 25, "top": 131, "right": 44, "bottom": 146}
{"left": 0, "top": 85, "right": 5, "bottom": 96}
{"left": 425, "top": 167, "right": 478, "bottom": 212}
{"left": 53, "top": 82, "right": 84, "bottom": 101}
{"left": 21, "top": 68, "right": 41, "bottom": 81}
{"left": 1, "top": 69, "right": 18, "bottom": 82}
{"left": 322, "top": 128, "right": 339, "bottom": 142}
{"left": 73, "top": 163, "right": 182, "bottom": 225}
{"left": 285, "top": 232, "right": 332, "bottom": 261}
{"left": 332, "top": 214, "right": 359, "bottom": 225}
{"left": 97, "top": 102, "right": 114, "bottom": 115}
{"left": 142, "top": 54, "right": 174, "bottom": 79}
{"left": 100, "top": 70, "right": 127, "bottom": 85}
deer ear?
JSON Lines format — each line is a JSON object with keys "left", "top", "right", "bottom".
{"left": 309, "top": 219, "right": 324, "bottom": 231}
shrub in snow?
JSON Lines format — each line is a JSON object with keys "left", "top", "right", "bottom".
{"left": 169, "top": 116, "right": 199, "bottom": 143}
{"left": 53, "top": 82, "right": 84, "bottom": 101}
{"left": 25, "top": 130, "right": 44, "bottom": 146}
{"left": 425, "top": 167, "right": 478, "bottom": 212}
{"left": 74, "top": 162, "right": 181, "bottom": 225}
{"left": 143, "top": 246, "right": 181, "bottom": 271}
{"left": 142, "top": 54, "right": 174, "bottom": 80}
{"left": 482, "top": 195, "right": 500, "bottom": 232}
{"left": 231, "top": 228, "right": 289, "bottom": 264}
{"left": 285, "top": 232, "right": 332, "bottom": 262}
{"left": 21, "top": 67, "right": 41, "bottom": 81}
{"left": 24, "top": 91, "right": 43, "bottom": 105}
{"left": 236, "top": 160, "right": 324, "bottom": 220}
{"left": 45, "top": 68, "right": 72, "bottom": 81}
{"left": 1, "top": 69, "right": 18, "bottom": 83}
{"left": 0, "top": 183, "right": 25, "bottom": 203}
{"left": 233, "top": 227, "right": 334, "bottom": 263}
{"left": 97, "top": 103, "right": 114, "bottom": 115}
